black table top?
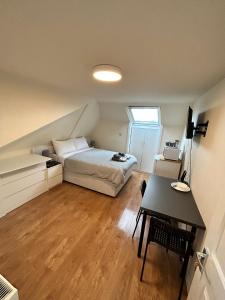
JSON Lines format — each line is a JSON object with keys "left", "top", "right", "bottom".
{"left": 141, "top": 175, "right": 206, "bottom": 230}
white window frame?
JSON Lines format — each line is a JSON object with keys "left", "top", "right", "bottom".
{"left": 127, "top": 106, "right": 161, "bottom": 127}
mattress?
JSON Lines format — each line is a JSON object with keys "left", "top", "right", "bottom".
{"left": 64, "top": 148, "right": 137, "bottom": 186}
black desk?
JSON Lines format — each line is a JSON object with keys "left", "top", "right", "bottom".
{"left": 138, "top": 175, "right": 206, "bottom": 257}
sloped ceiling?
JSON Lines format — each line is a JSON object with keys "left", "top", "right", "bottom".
{"left": 0, "top": 0, "right": 225, "bottom": 104}
{"left": 0, "top": 72, "right": 88, "bottom": 147}
{"left": 0, "top": 101, "right": 99, "bottom": 159}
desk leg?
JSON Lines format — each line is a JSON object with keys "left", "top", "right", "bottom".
{"left": 191, "top": 226, "right": 197, "bottom": 235}
{"left": 138, "top": 211, "right": 147, "bottom": 258}
{"left": 178, "top": 226, "right": 197, "bottom": 300}
{"left": 191, "top": 226, "right": 197, "bottom": 257}
{"left": 180, "top": 226, "right": 197, "bottom": 278}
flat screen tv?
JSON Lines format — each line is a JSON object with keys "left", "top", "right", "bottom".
{"left": 186, "top": 106, "right": 194, "bottom": 139}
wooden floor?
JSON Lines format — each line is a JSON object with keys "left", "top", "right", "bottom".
{"left": 0, "top": 172, "right": 187, "bottom": 300}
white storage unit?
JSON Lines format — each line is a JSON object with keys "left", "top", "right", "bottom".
{"left": 0, "top": 154, "right": 50, "bottom": 217}
{"left": 154, "top": 158, "right": 181, "bottom": 179}
{"left": 163, "top": 146, "right": 180, "bottom": 161}
{"left": 47, "top": 163, "right": 63, "bottom": 189}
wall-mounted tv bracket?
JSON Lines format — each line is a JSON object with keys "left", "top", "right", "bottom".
{"left": 194, "top": 121, "right": 209, "bottom": 137}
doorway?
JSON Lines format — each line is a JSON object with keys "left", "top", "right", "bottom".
{"left": 127, "top": 107, "right": 162, "bottom": 173}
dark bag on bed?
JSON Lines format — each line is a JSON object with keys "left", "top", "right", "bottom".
{"left": 112, "top": 153, "right": 127, "bottom": 162}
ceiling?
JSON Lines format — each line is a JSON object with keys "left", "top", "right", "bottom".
{"left": 0, "top": 0, "right": 225, "bottom": 103}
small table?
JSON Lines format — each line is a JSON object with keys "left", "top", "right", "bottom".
{"left": 154, "top": 157, "right": 182, "bottom": 179}
{"left": 138, "top": 175, "right": 206, "bottom": 257}
{"left": 46, "top": 160, "right": 63, "bottom": 190}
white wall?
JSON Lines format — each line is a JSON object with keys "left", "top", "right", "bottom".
{"left": 190, "top": 78, "right": 225, "bottom": 228}
{"left": 185, "top": 78, "right": 225, "bottom": 289}
{"left": 91, "top": 102, "right": 188, "bottom": 152}
{"left": 0, "top": 71, "right": 88, "bottom": 147}
{"left": 71, "top": 101, "right": 99, "bottom": 139}
{"left": 0, "top": 95, "right": 99, "bottom": 159}
{"left": 91, "top": 120, "right": 129, "bottom": 153}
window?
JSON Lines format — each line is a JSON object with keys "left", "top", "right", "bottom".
{"left": 128, "top": 107, "right": 160, "bottom": 126}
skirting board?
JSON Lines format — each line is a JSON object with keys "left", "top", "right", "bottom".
{"left": 63, "top": 166, "right": 135, "bottom": 197}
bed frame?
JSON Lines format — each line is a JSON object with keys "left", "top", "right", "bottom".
{"left": 31, "top": 144, "right": 136, "bottom": 197}
{"left": 63, "top": 165, "right": 135, "bottom": 197}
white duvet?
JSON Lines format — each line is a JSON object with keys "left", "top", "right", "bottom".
{"left": 63, "top": 148, "right": 137, "bottom": 186}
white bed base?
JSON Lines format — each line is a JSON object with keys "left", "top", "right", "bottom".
{"left": 63, "top": 166, "right": 135, "bottom": 197}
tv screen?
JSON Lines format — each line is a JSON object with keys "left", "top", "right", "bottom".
{"left": 186, "top": 106, "right": 194, "bottom": 139}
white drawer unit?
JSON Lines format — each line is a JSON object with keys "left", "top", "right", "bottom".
{"left": 47, "top": 163, "right": 63, "bottom": 189}
{"left": 0, "top": 154, "right": 51, "bottom": 218}
{"left": 1, "top": 180, "right": 48, "bottom": 216}
{"left": 48, "top": 175, "right": 62, "bottom": 189}
{"left": 1, "top": 170, "right": 46, "bottom": 198}
{"left": 154, "top": 159, "right": 181, "bottom": 180}
{"left": 0, "top": 163, "right": 45, "bottom": 185}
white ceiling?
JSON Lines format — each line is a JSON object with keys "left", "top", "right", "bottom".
{"left": 0, "top": 0, "right": 225, "bottom": 103}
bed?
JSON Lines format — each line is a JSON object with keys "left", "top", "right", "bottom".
{"left": 51, "top": 138, "right": 137, "bottom": 197}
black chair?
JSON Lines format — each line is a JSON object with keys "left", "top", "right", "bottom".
{"left": 140, "top": 217, "right": 195, "bottom": 300}
{"left": 132, "top": 180, "right": 147, "bottom": 238}
{"left": 132, "top": 180, "right": 171, "bottom": 239}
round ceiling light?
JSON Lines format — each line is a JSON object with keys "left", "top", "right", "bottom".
{"left": 92, "top": 65, "right": 122, "bottom": 82}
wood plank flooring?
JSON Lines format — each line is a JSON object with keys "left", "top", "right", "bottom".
{"left": 0, "top": 172, "right": 187, "bottom": 300}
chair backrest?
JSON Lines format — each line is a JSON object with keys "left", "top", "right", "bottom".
{"left": 180, "top": 170, "right": 187, "bottom": 182}
{"left": 140, "top": 180, "right": 147, "bottom": 197}
{"left": 149, "top": 217, "right": 195, "bottom": 256}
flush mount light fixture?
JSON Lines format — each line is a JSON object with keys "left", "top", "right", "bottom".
{"left": 92, "top": 64, "right": 122, "bottom": 82}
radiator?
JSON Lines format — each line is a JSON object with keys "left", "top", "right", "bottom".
{"left": 0, "top": 275, "right": 18, "bottom": 300}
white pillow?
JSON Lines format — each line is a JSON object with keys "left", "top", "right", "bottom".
{"left": 73, "top": 137, "right": 89, "bottom": 150}
{"left": 52, "top": 139, "right": 76, "bottom": 156}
